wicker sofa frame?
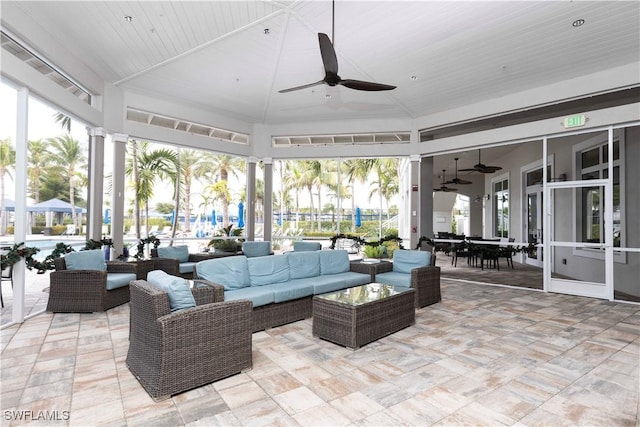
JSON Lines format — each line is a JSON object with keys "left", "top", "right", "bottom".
{"left": 126, "top": 280, "right": 252, "bottom": 400}
{"left": 46, "top": 258, "right": 137, "bottom": 312}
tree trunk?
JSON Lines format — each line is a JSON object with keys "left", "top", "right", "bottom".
{"left": 132, "top": 141, "right": 141, "bottom": 239}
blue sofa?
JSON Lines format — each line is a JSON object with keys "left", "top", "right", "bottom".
{"left": 194, "top": 250, "right": 370, "bottom": 331}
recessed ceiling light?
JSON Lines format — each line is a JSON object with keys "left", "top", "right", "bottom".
{"left": 325, "top": 94, "right": 332, "bottom": 99}
{"left": 124, "top": 15, "right": 133, "bottom": 22}
{"left": 410, "top": 76, "right": 417, "bottom": 81}
{"left": 264, "top": 28, "right": 270, "bottom": 35}
{"left": 572, "top": 19, "right": 585, "bottom": 27}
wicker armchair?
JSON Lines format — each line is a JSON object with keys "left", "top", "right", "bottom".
{"left": 126, "top": 280, "right": 252, "bottom": 400}
{"left": 47, "top": 258, "right": 137, "bottom": 312}
{"left": 151, "top": 247, "right": 234, "bottom": 279}
{"left": 374, "top": 250, "right": 441, "bottom": 309}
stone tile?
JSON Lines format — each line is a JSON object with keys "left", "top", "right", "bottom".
{"left": 293, "top": 402, "right": 351, "bottom": 426}
{"left": 217, "top": 380, "right": 268, "bottom": 409}
{"left": 272, "top": 386, "right": 325, "bottom": 415}
{"left": 230, "top": 397, "right": 297, "bottom": 426}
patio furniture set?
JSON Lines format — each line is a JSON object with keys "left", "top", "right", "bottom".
{"left": 45, "top": 244, "right": 441, "bottom": 400}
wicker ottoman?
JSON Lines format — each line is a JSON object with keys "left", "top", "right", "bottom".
{"left": 312, "top": 283, "right": 415, "bottom": 349}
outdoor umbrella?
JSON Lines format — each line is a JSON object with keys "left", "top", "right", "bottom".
{"left": 211, "top": 210, "right": 217, "bottom": 226}
{"left": 238, "top": 202, "right": 245, "bottom": 228}
{"left": 355, "top": 207, "right": 362, "bottom": 227}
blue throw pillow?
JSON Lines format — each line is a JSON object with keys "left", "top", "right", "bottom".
{"left": 393, "top": 250, "right": 430, "bottom": 274}
{"left": 147, "top": 270, "right": 196, "bottom": 312}
{"left": 319, "top": 250, "right": 350, "bottom": 275}
{"left": 248, "top": 255, "right": 289, "bottom": 286}
{"left": 65, "top": 250, "right": 107, "bottom": 271}
{"left": 286, "top": 251, "right": 320, "bottom": 279}
{"left": 157, "top": 245, "right": 190, "bottom": 263}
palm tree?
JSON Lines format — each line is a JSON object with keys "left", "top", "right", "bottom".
{"left": 0, "top": 138, "right": 16, "bottom": 235}
{"left": 345, "top": 158, "right": 375, "bottom": 229}
{"left": 47, "top": 135, "right": 87, "bottom": 231}
{"left": 53, "top": 112, "right": 71, "bottom": 133}
{"left": 283, "top": 162, "right": 304, "bottom": 229}
{"left": 126, "top": 141, "right": 176, "bottom": 237}
{"left": 295, "top": 160, "right": 321, "bottom": 233}
{"left": 27, "top": 139, "right": 49, "bottom": 204}
{"left": 368, "top": 158, "right": 399, "bottom": 238}
{"left": 204, "top": 154, "right": 245, "bottom": 226}
{"left": 176, "top": 149, "right": 208, "bottom": 233}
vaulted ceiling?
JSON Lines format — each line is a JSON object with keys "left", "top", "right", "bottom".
{"left": 2, "top": 0, "right": 639, "bottom": 128}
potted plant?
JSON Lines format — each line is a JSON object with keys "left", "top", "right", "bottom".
{"left": 363, "top": 245, "right": 385, "bottom": 261}
{"left": 208, "top": 224, "right": 244, "bottom": 253}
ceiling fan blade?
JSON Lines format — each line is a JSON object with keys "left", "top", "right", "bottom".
{"left": 318, "top": 33, "right": 338, "bottom": 76}
{"left": 478, "top": 166, "right": 502, "bottom": 173}
{"left": 458, "top": 168, "right": 479, "bottom": 172}
{"left": 340, "top": 79, "right": 396, "bottom": 91}
{"left": 446, "top": 178, "right": 472, "bottom": 185}
{"left": 278, "top": 80, "right": 325, "bottom": 94}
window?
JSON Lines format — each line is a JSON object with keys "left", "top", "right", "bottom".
{"left": 493, "top": 177, "right": 509, "bottom": 238}
{"left": 578, "top": 138, "right": 622, "bottom": 247}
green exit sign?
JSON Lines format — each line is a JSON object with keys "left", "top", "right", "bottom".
{"left": 563, "top": 114, "right": 587, "bottom": 128}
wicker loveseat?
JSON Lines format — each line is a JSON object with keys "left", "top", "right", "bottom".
{"left": 151, "top": 246, "right": 233, "bottom": 279}
{"left": 374, "top": 249, "right": 441, "bottom": 308}
{"left": 47, "top": 250, "right": 137, "bottom": 312}
{"left": 126, "top": 279, "right": 252, "bottom": 400}
{"left": 194, "top": 250, "right": 371, "bottom": 332}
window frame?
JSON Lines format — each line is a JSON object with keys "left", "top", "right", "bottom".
{"left": 491, "top": 172, "right": 510, "bottom": 239}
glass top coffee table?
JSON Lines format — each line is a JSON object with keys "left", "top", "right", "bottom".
{"left": 312, "top": 283, "right": 415, "bottom": 349}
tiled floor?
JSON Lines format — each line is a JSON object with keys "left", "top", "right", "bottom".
{"left": 2, "top": 279, "right": 638, "bottom": 426}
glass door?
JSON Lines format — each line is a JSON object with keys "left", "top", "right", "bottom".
{"left": 526, "top": 190, "right": 543, "bottom": 267}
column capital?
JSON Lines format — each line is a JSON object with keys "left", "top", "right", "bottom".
{"left": 263, "top": 157, "right": 273, "bottom": 165}
{"left": 248, "top": 156, "right": 260, "bottom": 164}
{"left": 89, "top": 127, "right": 107, "bottom": 138}
{"left": 113, "top": 133, "right": 129, "bottom": 143}
{"left": 410, "top": 154, "right": 421, "bottom": 163}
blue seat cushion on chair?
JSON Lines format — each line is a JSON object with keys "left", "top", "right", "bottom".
{"left": 242, "top": 241, "right": 271, "bottom": 257}
{"left": 319, "top": 250, "right": 350, "bottom": 275}
{"left": 106, "top": 273, "right": 136, "bottom": 290}
{"left": 312, "top": 276, "right": 348, "bottom": 294}
{"left": 270, "top": 280, "right": 314, "bottom": 303}
{"left": 293, "top": 241, "right": 321, "bottom": 251}
{"left": 65, "top": 249, "right": 107, "bottom": 271}
{"left": 248, "top": 255, "right": 289, "bottom": 286}
{"left": 178, "top": 262, "right": 197, "bottom": 275}
{"left": 393, "top": 250, "right": 430, "bottom": 274}
{"left": 224, "top": 286, "right": 275, "bottom": 307}
{"left": 196, "top": 256, "right": 250, "bottom": 290}
{"left": 375, "top": 271, "right": 411, "bottom": 288}
{"left": 286, "top": 251, "right": 320, "bottom": 279}
{"left": 157, "top": 245, "right": 190, "bottom": 263}
{"left": 146, "top": 270, "right": 196, "bottom": 311}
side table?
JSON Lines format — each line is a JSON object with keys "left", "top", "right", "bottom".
{"left": 349, "top": 259, "right": 392, "bottom": 282}
{"left": 110, "top": 259, "right": 154, "bottom": 280}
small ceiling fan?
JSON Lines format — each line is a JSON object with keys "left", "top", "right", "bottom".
{"left": 445, "top": 158, "right": 472, "bottom": 185}
{"left": 278, "top": 1, "right": 396, "bottom": 94}
{"left": 459, "top": 149, "right": 503, "bottom": 174}
{"left": 434, "top": 170, "right": 458, "bottom": 192}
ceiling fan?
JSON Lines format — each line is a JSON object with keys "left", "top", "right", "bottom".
{"left": 278, "top": 1, "right": 396, "bottom": 93}
{"left": 459, "top": 149, "right": 503, "bottom": 174}
{"left": 445, "top": 158, "right": 472, "bottom": 185}
{"left": 434, "top": 170, "right": 458, "bottom": 192}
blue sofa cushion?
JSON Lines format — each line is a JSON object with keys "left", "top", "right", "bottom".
{"left": 224, "top": 286, "right": 274, "bottom": 307}
{"left": 242, "top": 241, "right": 271, "bottom": 257}
{"left": 333, "top": 271, "right": 371, "bottom": 288}
{"left": 105, "top": 273, "right": 136, "bottom": 290}
{"left": 178, "top": 262, "right": 197, "bottom": 275}
{"left": 393, "top": 250, "right": 430, "bottom": 274}
{"left": 65, "top": 250, "right": 106, "bottom": 271}
{"left": 248, "top": 255, "right": 289, "bottom": 286}
{"left": 312, "top": 276, "right": 348, "bottom": 294}
{"left": 270, "top": 280, "right": 315, "bottom": 303}
{"left": 196, "top": 256, "right": 250, "bottom": 290}
{"left": 319, "top": 250, "right": 350, "bottom": 275}
{"left": 375, "top": 271, "right": 412, "bottom": 288}
{"left": 147, "top": 270, "right": 196, "bottom": 312}
{"left": 287, "top": 252, "right": 320, "bottom": 279}
{"left": 293, "top": 241, "right": 321, "bottom": 251}
{"left": 157, "top": 245, "right": 189, "bottom": 263}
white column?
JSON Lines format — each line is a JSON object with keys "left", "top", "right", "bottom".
{"left": 246, "top": 157, "right": 257, "bottom": 241}
{"left": 87, "top": 127, "right": 106, "bottom": 240}
{"left": 263, "top": 157, "right": 273, "bottom": 242}
{"left": 12, "top": 87, "right": 29, "bottom": 324}
{"left": 111, "top": 134, "right": 128, "bottom": 259}
{"left": 418, "top": 156, "right": 434, "bottom": 248}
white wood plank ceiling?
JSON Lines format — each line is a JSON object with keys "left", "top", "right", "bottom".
{"left": 1, "top": 0, "right": 638, "bottom": 131}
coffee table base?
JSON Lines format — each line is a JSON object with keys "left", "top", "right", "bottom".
{"left": 312, "top": 287, "right": 415, "bottom": 349}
